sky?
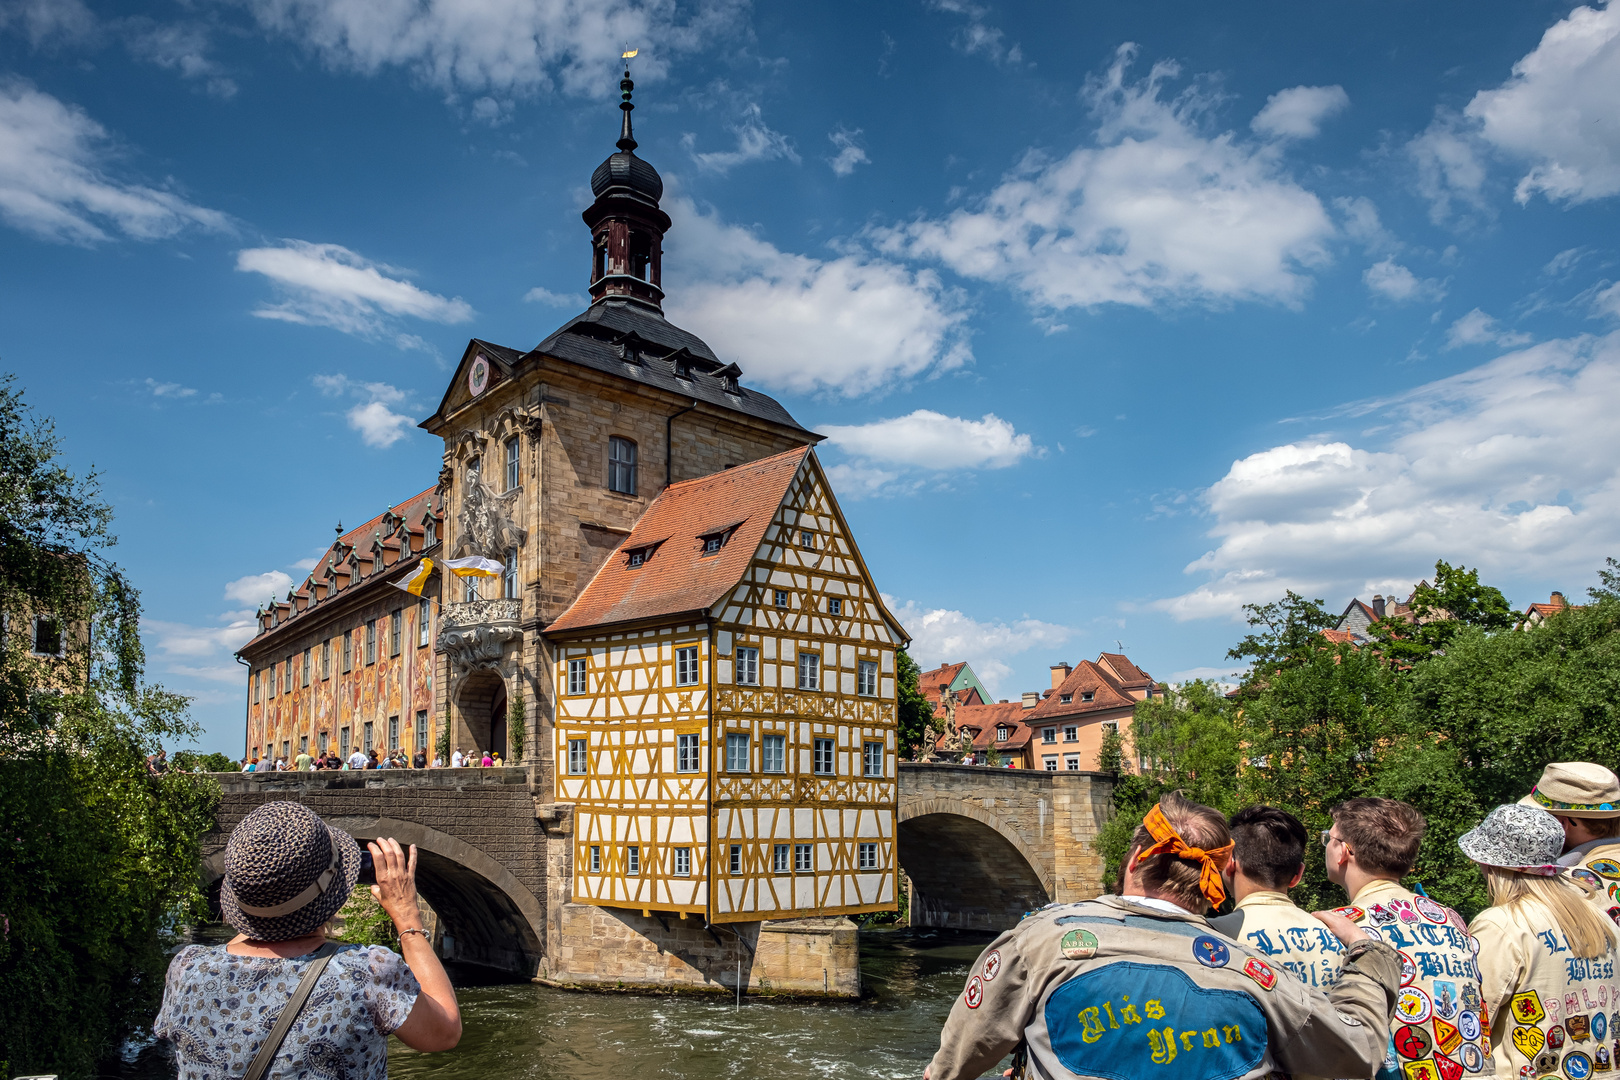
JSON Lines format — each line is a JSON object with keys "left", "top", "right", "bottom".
{"left": 3, "top": 0, "right": 1619, "bottom": 756}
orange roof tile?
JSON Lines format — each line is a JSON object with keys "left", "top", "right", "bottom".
{"left": 933, "top": 701, "right": 1036, "bottom": 752}
{"left": 547, "top": 446, "right": 813, "bottom": 633}
{"left": 1026, "top": 654, "right": 1147, "bottom": 720}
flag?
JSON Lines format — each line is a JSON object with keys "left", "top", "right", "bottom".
{"left": 389, "top": 558, "right": 434, "bottom": 596}
{"left": 622, "top": 48, "right": 638, "bottom": 58}
{"left": 444, "top": 555, "right": 504, "bottom": 578}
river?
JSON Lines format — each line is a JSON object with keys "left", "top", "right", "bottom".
{"left": 124, "top": 927, "right": 1001, "bottom": 1080}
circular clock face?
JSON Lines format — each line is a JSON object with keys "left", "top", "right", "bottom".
{"left": 468, "top": 355, "right": 490, "bottom": 397}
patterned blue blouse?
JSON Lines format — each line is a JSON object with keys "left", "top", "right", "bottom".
{"left": 154, "top": 943, "right": 420, "bottom": 1079}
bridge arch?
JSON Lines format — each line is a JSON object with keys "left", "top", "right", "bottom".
{"left": 898, "top": 797, "right": 1053, "bottom": 931}
{"left": 201, "top": 816, "right": 543, "bottom": 976}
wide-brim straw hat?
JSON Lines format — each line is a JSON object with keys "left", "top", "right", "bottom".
{"left": 1517, "top": 762, "right": 1620, "bottom": 818}
{"left": 220, "top": 802, "right": 361, "bottom": 941}
{"left": 1458, "top": 803, "right": 1566, "bottom": 876}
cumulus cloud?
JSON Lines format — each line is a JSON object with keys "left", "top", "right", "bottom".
{"left": 1251, "top": 85, "right": 1348, "bottom": 140}
{"left": 223, "top": 570, "right": 294, "bottom": 606}
{"left": 662, "top": 195, "right": 973, "bottom": 397}
{"left": 1466, "top": 1, "right": 1620, "bottom": 204}
{"left": 1364, "top": 258, "right": 1445, "bottom": 304}
{"left": 523, "top": 284, "right": 583, "bottom": 306}
{"left": 0, "top": 79, "right": 228, "bottom": 244}
{"left": 878, "top": 46, "right": 1335, "bottom": 315}
{"left": 1407, "top": 110, "right": 1493, "bottom": 226}
{"left": 1157, "top": 330, "right": 1620, "bottom": 620}
{"left": 1444, "top": 308, "right": 1533, "bottom": 350}
{"left": 236, "top": 240, "right": 473, "bottom": 349}
{"left": 885, "top": 594, "right": 1071, "bottom": 696}
{"left": 823, "top": 462, "right": 910, "bottom": 499}
{"left": 827, "top": 127, "right": 869, "bottom": 177}
{"left": 821, "top": 411, "right": 1036, "bottom": 470}
{"left": 143, "top": 615, "right": 259, "bottom": 680}
{"left": 313, "top": 373, "right": 417, "bottom": 447}
{"left": 683, "top": 103, "right": 798, "bottom": 173}
{"left": 926, "top": 0, "right": 1022, "bottom": 64}
{"left": 146, "top": 378, "right": 197, "bottom": 398}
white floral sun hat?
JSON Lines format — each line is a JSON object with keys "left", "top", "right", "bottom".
{"left": 1457, "top": 803, "right": 1566, "bottom": 876}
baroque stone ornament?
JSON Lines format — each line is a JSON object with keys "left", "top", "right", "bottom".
{"left": 439, "top": 598, "right": 522, "bottom": 674}
{"left": 453, "top": 457, "right": 527, "bottom": 559}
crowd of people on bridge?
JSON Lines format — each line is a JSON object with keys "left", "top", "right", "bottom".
{"left": 234, "top": 745, "right": 510, "bottom": 772}
{"left": 929, "top": 760, "right": 1620, "bottom": 1080}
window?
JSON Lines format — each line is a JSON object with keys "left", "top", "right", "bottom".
{"left": 794, "top": 843, "right": 813, "bottom": 872}
{"left": 340, "top": 727, "right": 351, "bottom": 758}
{"left": 415, "top": 710, "right": 427, "bottom": 749}
{"left": 418, "top": 599, "right": 431, "bottom": 647}
{"left": 857, "top": 660, "right": 877, "bottom": 697}
{"left": 773, "top": 589, "right": 788, "bottom": 608}
{"left": 1102, "top": 721, "right": 1119, "bottom": 735}
{"left": 589, "top": 845, "right": 602, "bottom": 873}
{"left": 799, "top": 530, "right": 814, "bottom": 549}
{"left": 729, "top": 845, "right": 742, "bottom": 874}
{"left": 813, "top": 737, "right": 834, "bottom": 775}
{"left": 567, "top": 658, "right": 587, "bottom": 695}
{"left": 608, "top": 436, "right": 638, "bottom": 494}
{"left": 342, "top": 632, "right": 352, "bottom": 672}
{"left": 1044, "top": 755, "right": 1058, "bottom": 771}
{"left": 827, "top": 597, "right": 842, "bottom": 616}
{"left": 363, "top": 721, "right": 374, "bottom": 754}
{"left": 30, "top": 616, "right": 63, "bottom": 657}
{"left": 773, "top": 844, "right": 790, "bottom": 874}
{"left": 725, "top": 732, "right": 750, "bottom": 772}
{"left": 676, "top": 733, "right": 699, "bottom": 772}
{"left": 863, "top": 741, "right": 884, "bottom": 777}
{"left": 299, "top": 735, "right": 309, "bottom": 755}
{"left": 674, "top": 847, "right": 691, "bottom": 877}
{"left": 762, "top": 733, "right": 786, "bottom": 773}
{"left": 628, "top": 549, "right": 646, "bottom": 568}
{"left": 627, "top": 846, "right": 640, "bottom": 875}
{"left": 319, "top": 731, "right": 328, "bottom": 753}
{"left": 321, "top": 639, "right": 331, "bottom": 679}
{"left": 1042, "top": 727, "right": 1056, "bottom": 744}
{"left": 735, "top": 646, "right": 759, "bottom": 685}
{"left": 389, "top": 716, "right": 399, "bottom": 750}
{"left": 283, "top": 656, "right": 292, "bottom": 694}
{"left": 390, "top": 609, "right": 402, "bottom": 656}
{"left": 253, "top": 670, "right": 261, "bottom": 704}
{"left": 1065, "top": 754, "right": 1080, "bottom": 771}
{"left": 1059, "top": 693, "right": 1072, "bottom": 704}
{"left": 503, "top": 548, "right": 519, "bottom": 599}
{"left": 1081, "top": 691, "right": 1095, "bottom": 703}
{"left": 859, "top": 843, "right": 879, "bottom": 870}
{"left": 505, "top": 436, "right": 520, "bottom": 492}
{"left": 798, "top": 651, "right": 820, "bottom": 691}
{"left": 1063, "top": 725, "right": 1078, "bottom": 742}
{"left": 281, "top": 740, "right": 290, "bottom": 760}
{"left": 676, "top": 645, "right": 700, "bottom": 686}
{"left": 996, "top": 726, "right": 1009, "bottom": 742}
{"left": 463, "top": 574, "right": 479, "bottom": 603}
{"left": 568, "top": 738, "right": 588, "bottom": 774}
{"left": 701, "top": 533, "right": 725, "bottom": 555}
{"left": 365, "top": 620, "right": 377, "bottom": 665}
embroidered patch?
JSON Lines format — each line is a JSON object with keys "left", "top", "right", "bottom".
{"left": 964, "top": 975, "right": 983, "bottom": 1008}
{"left": 1434, "top": 981, "right": 1461, "bottom": 1021}
{"left": 1552, "top": 1026, "right": 1569, "bottom": 1051}
{"left": 1567, "top": 1051, "right": 1595, "bottom": 1079}
{"left": 1515, "top": 991, "right": 1549, "bottom": 1025}
{"left": 1398, "top": 987, "right": 1435, "bottom": 1025}
{"left": 1459, "top": 1010, "right": 1482, "bottom": 1041}
{"left": 1371, "top": 904, "right": 1398, "bottom": 926}
{"left": 1513, "top": 1025, "right": 1547, "bottom": 1059}
{"left": 1243, "top": 958, "right": 1276, "bottom": 991}
{"left": 1589, "top": 859, "right": 1620, "bottom": 880}
{"left": 1399, "top": 951, "right": 1418, "bottom": 986}
{"left": 1363, "top": 926, "right": 1385, "bottom": 942}
{"left": 1460, "top": 1043, "right": 1484, "bottom": 1074}
{"left": 1433, "top": 1051, "right": 1464, "bottom": 1080}
{"left": 1572, "top": 869, "right": 1604, "bottom": 890}
{"left": 1395, "top": 1024, "right": 1435, "bottom": 1059}
{"left": 1401, "top": 1059, "right": 1439, "bottom": 1080}
{"left": 1572, "top": 1016, "right": 1593, "bottom": 1042}
{"left": 1415, "top": 896, "right": 1449, "bottom": 924}
{"left": 1062, "top": 929, "right": 1100, "bottom": 960}
{"left": 1335, "top": 905, "right": 1365, "bottom": 921}
{"left": 982, "top": 950, "right": 1003, "bottom": 982}
{"left": 1041, "top": 960, "right": 1267, "bottom": 1080}
{"left": 1192, "top": 936, "right": 1231, "bottom": 969}
{"left": 1434, "top": 1017, "right": 1463, "bottom": 1056}
{"left": 1595, "top": 1012, "right": 1609, "bottom": 1041}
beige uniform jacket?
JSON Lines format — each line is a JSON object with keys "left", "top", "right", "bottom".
{"left": 1212, "top": 890, "right": 1348, "bottom": 991}
{"left": 1565, "top": 840, "right": 1620, "bottom": 929}
{"left": 1470, "top": 898, "right": 1619, "bottom": 1079}
{"left": 927, "top": 895, "right": 1400, "bottom": 1080}
{"left": 1337, "top": 879, "right": 1492, "bottom": 1079}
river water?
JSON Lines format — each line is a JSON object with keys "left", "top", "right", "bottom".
{"left": 127, "top": 928, "right": 1000, "bottom": 1080}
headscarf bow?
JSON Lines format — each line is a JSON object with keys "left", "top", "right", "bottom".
{"left": 1136, "top": 802, "right": 1235, "bottom": 908}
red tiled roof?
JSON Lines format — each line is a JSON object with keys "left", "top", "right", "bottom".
{"left": 932, "top": 701, "right": 1036, "bottom": 752}
{"left": 546, "top": 446, "right": 813, "bottom": 633}
{"left": 1026, "top": 653, "right": 1147, "bottom": 721}
{"left": 1097, "top": 652, "right": 1151, "bottom": 687}
{"left": 919, "top": 662, "right": 966, "bottom": 701}
{"left": 1320, "top": 629, "right": 1362, "bottom": 647}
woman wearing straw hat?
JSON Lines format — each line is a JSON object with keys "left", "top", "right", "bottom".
{"left": 154, "top": 802, "right": 461, "bottom": 1076}
{"left": 1459, "top": 802, "right": 1618, "bottom": 1080}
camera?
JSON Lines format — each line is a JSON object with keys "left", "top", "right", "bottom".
{"left": 357, "top": 849, "right": 376, "bottom": 885}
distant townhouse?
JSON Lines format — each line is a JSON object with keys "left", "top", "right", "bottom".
{"left": 1519, "top": 590, "right": 1585, "bottom": 629}
{"left": 918, "top": 660, "right": 991, "bottom": 714}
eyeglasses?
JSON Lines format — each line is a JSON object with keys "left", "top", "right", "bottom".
{"left": 1320, "top": 830, "right": 1340, "bottom": 848}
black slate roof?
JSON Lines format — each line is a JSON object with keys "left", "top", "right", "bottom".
{"left": 527, "top": 299, "right": 820, "bottom": 439}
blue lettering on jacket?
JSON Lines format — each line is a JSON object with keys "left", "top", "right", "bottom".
{"left": 1044, "top": 961, "right": 1268, "bottom": 1080}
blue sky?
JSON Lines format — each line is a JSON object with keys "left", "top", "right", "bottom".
{"left": 4, "top": 0, "right": 1619, "bottom": 755}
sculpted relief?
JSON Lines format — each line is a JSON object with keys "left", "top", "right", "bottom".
{"left": 452, "top": 455, "right": 528, "bottom": 560}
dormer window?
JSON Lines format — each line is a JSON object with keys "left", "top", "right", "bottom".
{"left": 1081, "top": 691, "right": 1094, "bottom": 702}
{"left": 625, "top": 540, "right": 661, "bottom": 568}
{"left": 703, "top": 536, "right": 722, "bottom": 554}
{"left": 1059, "top": 693, "right": 1072, "bottom": 704}
{"left": 628, "top": 551, "right": 645, "bottom": 568}
{"left": 714, "top": 362, "right": 743, "bottom": 395}
{"left": 996, "top": 726, "right": 1009, "bottom": 742}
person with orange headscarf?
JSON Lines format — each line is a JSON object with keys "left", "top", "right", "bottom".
{"left": 925, "top": 791, "right": 1401, "bottom": 1080}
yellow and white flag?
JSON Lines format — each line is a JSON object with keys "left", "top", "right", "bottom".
{"left": 389, "top": 558, "right": 434, "bottom": 596}
{"left": 622, "top": 48, "right": 638, "bottom": 59}
{"left": 444, "top": 555, "right": 504, "bottom": 578}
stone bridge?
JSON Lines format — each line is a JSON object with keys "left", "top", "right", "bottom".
{"left": 203, "top": 763, "right": 1114, "bottom": 977}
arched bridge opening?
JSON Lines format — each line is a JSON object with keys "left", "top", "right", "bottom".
{"left": 898, "top": 811, "right": 1052, "bottom": 931}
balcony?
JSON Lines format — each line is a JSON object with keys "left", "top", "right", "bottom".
{"left": 438, "top": 598, "right": 523, "bottom": 674}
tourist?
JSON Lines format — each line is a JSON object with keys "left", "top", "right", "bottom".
{"left": 481, "top": 751, "right": 493, "bottom": 768}
{"left": 412, "top": 748, "right": 427, "bottom": 770}
{"left": 153, "top": 802, "right": 461, "bottom": 1070}
{"left": 451, "top": 747, "right": 464, "bottom": 769}
{"left": 1322, "top": 797, "right": 1489, "bottom": 1076}
{"left": 1520, "top": 762, "right": 1620, "bottom": 890}
{"left": 145, "top": 749, "right": 168, "bottom": 775}
{"left": 367, "top": 749, "right": 381, "bottom": 770}
{"left": 1458, "top": 802, "right": 1618, "bottom": 1077}
{"left": 294, "top": 746, "right": 313, "bottom": 772}
{"left": 491, "top": 751, "right": 502, "bottom": 767}
{"left": 924, "top": 792, "right": 1401, "bottom": 1080}
{"left": 1210, "top": 806, "right": 1344, "bottom": 997}
{"left": 348, "top": 746, "right": 367, "bottom": 771}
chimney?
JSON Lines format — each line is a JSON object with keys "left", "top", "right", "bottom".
{"left": 1371, "top": 595, "right": 1386, "bottom": 620}
{"left": 1021, "top": 691, "right": 1040, "bottom": 709}
{"left": 1551, "top": 591, "right": 1567, "bottom": 607}
{"left": 1049, "top": 663, "right": 1072, "bottom": 688}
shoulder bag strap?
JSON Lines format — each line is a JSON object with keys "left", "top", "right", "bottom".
{"left": 241, "top": 942, "right": 341, "bottom": 1080}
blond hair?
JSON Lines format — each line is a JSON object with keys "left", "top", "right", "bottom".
{"left": 1483, "top": 866, "right": 1614, "bottom": 959}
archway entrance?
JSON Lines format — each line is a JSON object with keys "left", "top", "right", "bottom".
{"left": 455, "top": 669, "right": 507, "bottom": 760}
{"left": 898, "top": 813, "right": 1051, "bottom": 930}
{"left": 490, "top": 681, "right": 507, "bottom": 761}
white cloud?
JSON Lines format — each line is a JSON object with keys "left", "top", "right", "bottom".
{"left": 1334, "top": 196, "right": 1398, "bottom": 254}
{"left": 926, "top": 0, "right": 1022, "bottom": 64}
{"left": 223, "top": 570, "right": 294, "bottom": 607}
{"left": 146, "top": 377, "right": 197, "bottom": 398}
{"left": 1466, "top": 1, "right": 1620, "bottom": 204}
{"left": 1251, "top": 85, "right": 1348, "bottom": 140}
{"left": 662, "top": 195, "right": 973, "bottom": 397}
{"left": 1444, "top": 308, "right": 1532, "bottom": 350}
{"left": 1157, "top": 330, "right": 1620, "bottom": 620}
{"left": 144, "top": 617, "right": 258, "bottom": 668}
{"left": 523, "top": 284, "right": 583, "bottom": 306}
{"left": 236, "top": 239, "right": 473, "bottom": 348}
{"left": 821, "top": 411, "right": 1036, "bottom": 470}
{"left": 683, "top": 103, "right": 798, "bottom": 173}
{"left": 239, "top": 0, "right": 740, "bottom": 101}
{"left": 0, "top": 0, "right": 97, "bottom": 47}
{"left": 1407, "top": 110, "right": 1492, "bottom": 226}
{"left": 1167, "top": 665, "right": 1246, "bottom": 687}
{"left": 879, "top": 46, "right": 1335, "bottom": 314}
{"left": 823, "top": 462, "right": 909, "bottom": 499}
{"left": 1591, "top": 281, "right": 1620, "bottom": 320}
{"left": 0, "top": 79, "right": 228, "bottom": 244}
{"left": 827, "top": 127, "right": 869, "bottom": 177}
{"left": 885, "top": 594, "right": 1072, "bottom": 697}
{"left": 314, "top": 374, "right": 416, "bottom": 447}
{"left": 1364, "top": 258, "right": 1445, "bottom": 304}
{"left": 125, "top": 20, "right": 237, "bottom": 98}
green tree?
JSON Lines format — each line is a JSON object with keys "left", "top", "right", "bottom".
{"left": 1369, "top": 559, "right": 1518, "bottom": 664}
{"left": 1226, "top": 590, "right": 1339, "bottom": 681}
{"left": 0, "top": 376, "right": 220, "bottom": 1078}
{"left": 508, "top": 686, "right": 526, "bottom": 763}
{"left": 895, "top": 648, "right": 933, "bottom": 759}
{"left": 171, "top": 750, "right": 237, "bottom": 772}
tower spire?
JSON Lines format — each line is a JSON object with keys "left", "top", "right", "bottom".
{"left": 617, "top": 67, "right": 636, "bottom": 152}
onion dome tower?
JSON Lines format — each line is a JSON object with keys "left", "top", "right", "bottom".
{"left": 583, "top": 67, "right": 671, "bottom": 311}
